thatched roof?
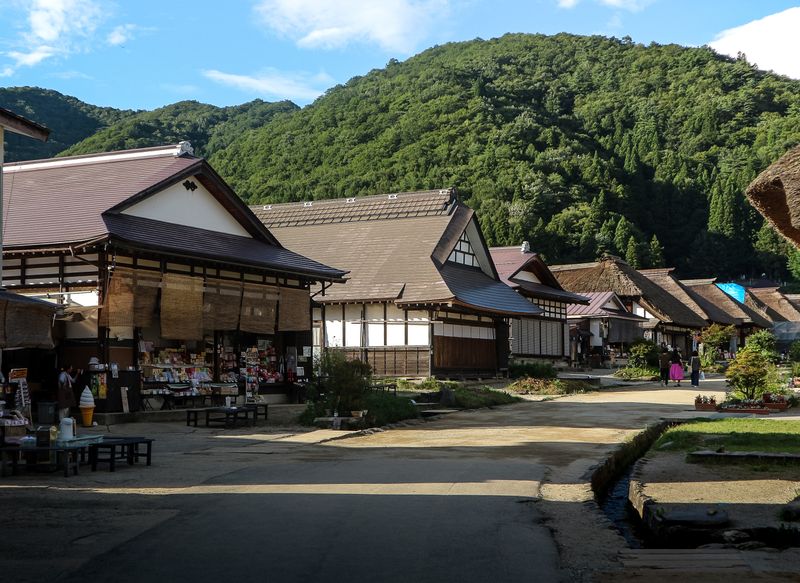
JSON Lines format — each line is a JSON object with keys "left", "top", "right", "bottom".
{"left": 681, "top": 281, "right": 772, "bottom": 329}
{"left": 550, "top": 258, "right": 707, "bottom": 328}
{"left": 745, "top": 287, "right": 800, "bottom": 322}
{"left": 746, "top": 145, "right": 800, "bottom": 247}
{"left": 640, "top": 269, "right": 716, "bottom": 325}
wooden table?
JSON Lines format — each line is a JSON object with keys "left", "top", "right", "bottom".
{"left": 204, "top": 407, "right": 256, "bottom": 428}
{"left": 0, "top": 443, "right": 88, "bottom": 477}
{"left": 90, "top": 436, "right": 153, "bottom": 472}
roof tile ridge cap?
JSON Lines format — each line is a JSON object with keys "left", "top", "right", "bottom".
{"left": 3, "top": 143, "right": 191, "bottom": 172}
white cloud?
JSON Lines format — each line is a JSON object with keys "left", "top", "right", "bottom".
{"left": 107, "top": 24, "right": 137, "bottom": 46}
{"left": 709, "top": 8, "right": 800, "bottom": 79}
{"left": 2, "top": 0, "right": 106, "bottom": 75}
{"left": 556, "top": 0, "right": 651, "bottom": 10}
{"left": 203, "top": 68, "right": 334, "bottom": 102}
{"left": 51, "top": 69, "right": 93, "bottom": 80}
{"left": 254, "top": 0, "right": 449, "bottom": 53}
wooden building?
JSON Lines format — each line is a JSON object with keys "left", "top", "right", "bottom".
{"left": 2, "top": 143, "right": 345, "bottom": 406}
{"left": 680, "top": 279, "right": 771, "bottom": 350}
{"left": 550, "top": 257, "right": 707, "bottom": 354}
{"left": 565, "top": 291, "right": 646, "bottom": 364}
{"left": 489, "top": 243, "right": 588, "bottom": 363}
{"left": 252, "top": 190, "right": 541, "bottom": 378}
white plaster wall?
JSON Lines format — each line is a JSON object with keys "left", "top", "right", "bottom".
{"left": 122, "top": 176, "right": 252, "bottom": 237}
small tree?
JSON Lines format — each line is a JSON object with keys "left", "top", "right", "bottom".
{"left": 745, "top": 329, "right": 779, "bottom": 362}
{"left": 318, "top": 350, "right": 372, "bottom": 413}
{"left": 700, "top": 323, "right": 736, "bottom": 366}
{"left": 726, "top": 346, "right": 772, "bottom": 400}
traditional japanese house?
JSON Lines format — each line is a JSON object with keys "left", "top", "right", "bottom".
{"left": 564, "top": 291, "right": 646, "bottom": 365}
{"left": 489, "top": 243, "right": 588, "bottom": 363}
{"left": 744, "top": 287, "right": 800, "bottom": 323}
{"left": 550, "top": 257, "right": 707, "bottom": 353}
{"left": 680, "top": 278, "right": 772, "bottom": 350}
{"left": 252, "top": 190, "right": 542, "bottom": 378}
{"left": 2, "top": 143, "right": 346, "bottom": 408}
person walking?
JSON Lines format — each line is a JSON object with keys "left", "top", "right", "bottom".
{"left": 689, "top": 350, "right": 701, "bottom": 387}
{"left": 669, "top": 349, "right": 684, "bottom": 387}
{"left": 658, "top": 349, "right": 671, "bottom": 387}
{"left": 57, "top": 364, "right": 80, "bottom": 420}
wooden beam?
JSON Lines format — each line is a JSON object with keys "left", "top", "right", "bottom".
{"left": 0, "top": 108, "right": 50, "bottom": 141}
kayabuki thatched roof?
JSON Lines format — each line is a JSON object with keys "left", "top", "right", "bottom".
{"left": 746, "top": 145, "right": 800, "bottom": 247}
{"left": 550, "top": 257, "right": 707, "bottom": 328}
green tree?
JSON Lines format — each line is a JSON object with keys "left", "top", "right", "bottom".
{"left": 614, "top": 217, "right": 634, "bottom": 256}
{"left": 744, "top": 329, "right": 779, "bottom": 362}
{"left": 648, "top": 234, "right": 665, "bottom": 268}
{"left": 725, "top": 346, "right": 774, "bottom": 400}
{"left": 625, "top": 235, "right": 641, "bottom": 268}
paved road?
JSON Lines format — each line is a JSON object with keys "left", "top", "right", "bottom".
{"left": 4, "top": 382, "right": 734, "bottom": 583}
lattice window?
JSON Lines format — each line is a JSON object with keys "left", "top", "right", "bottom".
{"left": 447, "top": 231, "right": 480, "bottom": 268}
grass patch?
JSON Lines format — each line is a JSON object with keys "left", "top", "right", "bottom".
{"left": 654, "top": 419, "right": 800, "bottom": 454}
{"left": 505, "top": 377, "right": 595, "bottom": 395}
{"left": 363, "top": 392, "right": 419, "bottom": 426}
{"left": 613, "top": 366, "right": 659, "bottom": 380}
{"left": 453, "top": 386, "right": 520, "bottom": 408}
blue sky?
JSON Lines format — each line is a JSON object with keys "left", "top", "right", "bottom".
{"left": 1, "top": 0, "right": 799, "bottom": 111}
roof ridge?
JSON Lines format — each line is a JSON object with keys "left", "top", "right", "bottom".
{"left": 2, "top": 142, "right": 195, "bottom": 173}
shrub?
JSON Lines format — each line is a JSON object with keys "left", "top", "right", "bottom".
{"left": 505, "top": 377, "right": 593, "bottom": 395}
{"left": 726, "top": 346, "right": 775, "bottom": 400}
{"left": 318, "top": 350, "right": 372, "bottom": 413}
{"left": 789, "top": 340, "right": 800, "bottom": 363}
{"left": 509, "top": 362, "right": 557, "bottom": 379}
{"left": 613, "top": 366, "right": 659, "bottom": 380}
{"left": 628, "top": 339, "right": 659, "bottom": 368}
{"left": 745, "top": 329, "right": 779, "bottom": 362}
{"left": 701, "top": 323, "right": 737, "bottom": 351}
{"left": 453, "top": 386, "right": 520, "bottom": 408}
{"left": 363, "top": 393, "right": 419, "bottom": 426}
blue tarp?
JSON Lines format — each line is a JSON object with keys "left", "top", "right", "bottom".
{"left": 716, "top": 282, "right": 746, "bottom": 304}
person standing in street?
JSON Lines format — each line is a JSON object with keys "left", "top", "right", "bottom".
{"left": 57, "top": 364, "right": 80, "bottom": 420}
{"left": 669, "top": 349, "right": 684, "bottom": 387}
{"left": 689, "top": 350, "right": 701, "bottom": 387}
{"left": 658, "top": 348, "right": 671, "bottom": 387}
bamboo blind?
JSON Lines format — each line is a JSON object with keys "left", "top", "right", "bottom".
{"left": 239, "top": 283, "right": 278, "bottom": 334}
{"left": 203, "top": 278, "right": 242, "bottom": 331}
{"left": 278, "top": 287, "right": 311, "bottom": 331}
{"left": 3, "top": 301, "right": 54, "bottom": 349}
{"left": 100, "top": 268, "right": 135, "bottom": 327}
{"left": 160, "top": 273, "right": 204, "bottom": 340}
{"left": 133, "top": 269, "right": 161, "bottom": 327}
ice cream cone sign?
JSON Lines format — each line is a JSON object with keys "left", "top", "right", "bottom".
{"left": 79, "top": 386, "right": 95, "bottom": 427}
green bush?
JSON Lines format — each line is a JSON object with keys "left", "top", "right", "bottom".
{"left": 726, "top": 346, "right": 776, "bottom": 400}
{"left": 628, "top": 339, "right": 659, "bottom": 368}
{"left": 789, "top": 340, "right": 800, "bottom": 363}
{"left": 509, "top": 362, "right": 557, "bottom": 379}
{"left": 363, "top": 393, "right": 419, "bottom": 426}
{"left": 613, "top": 366, "right": 659, "bottom": 380}
{"left": 745, "top": 330, "right": 779, "bottom": 362}
{"left": 317, "top": 350, "right": 372, "bottom": 413}
{"left": 505, "top": 377, "right": 593, "bottom": 395}
{"left": 298, "top": 400, "right": 328, "bottom": 426}
{"left": 453, "top": 386, "right": 520, "bottom": 408}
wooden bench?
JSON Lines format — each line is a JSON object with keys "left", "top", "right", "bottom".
{"left": 205, "top": 407, "right": 255, "bottom": 428}
{"left": 243, "top": 402, "right": 268, "bottom": 422}
{"left": 90, "top": 437, "right": 154, "bottom": 472}
{"left": 186, "top": 408, "right": 206, "bottom": 427}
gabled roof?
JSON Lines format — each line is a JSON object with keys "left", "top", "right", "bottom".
{"left": 681, "top": 281, "right": 772, "bottom": 329}
{"left": 746, "top": 287, "right": 800, "bottom": 322}
{"left": 565, "top": 291, "right": 645, "bottom": 319}
{"left": 639, "top": 269, "right": 720, "bottom": 326}
{"left": 550, "top": 257, "right": 707, "bottom": 328}
{"left": 255, "top": 191, "right": 542, "bottom": 317}
{"left": 489, "top": 245, "right": 589, "bottom": 305}
{"left": 2, "top": 144, "right": 345, "bottom": 281}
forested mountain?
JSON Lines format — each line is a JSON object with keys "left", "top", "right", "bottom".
{"left": 207, "top": 33, "right": 800, "bottom": 279}
{"left": 5, "top": 33, "right": 800, "bottom": 280}
{"left": 60, "top": 99, "right": 298, "bottom": 158}
{"left": 0, "top": 87, "right": 134, "bottom": 161}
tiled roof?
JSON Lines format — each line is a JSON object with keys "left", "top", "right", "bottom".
{"left": 490, "top": 246, "right": 588, "bottom": 304}
{"left": 104, "top": 214, "right": 347, "bottom": 281}
{"left": 265, "top": 194, "right": 541, "bottom": 316}
{"left": 3, "top": 145, "right": 200, "bottom": 247}
{"left": 252, "top": 189, "right": 455, "bottom": 228}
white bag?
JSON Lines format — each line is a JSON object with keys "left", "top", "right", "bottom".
{"left": 699, "top": 371, "right": 705, "bottom": 381}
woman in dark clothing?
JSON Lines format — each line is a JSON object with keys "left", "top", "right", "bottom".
{"left": 669, "top": 349, "right": 684, "bottom": 387}
{"left": 658, "top": 349, "right": 671, "bottom": 387}
{"left": 689, "top": 350, "right": 701, "bottom": 387}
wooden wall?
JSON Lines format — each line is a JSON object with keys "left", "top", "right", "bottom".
{"left": 339, "top": 347, "right": 430, "bottom": 377}
{"left": 433, "top": 336, "right": 497, "bottom": 371}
